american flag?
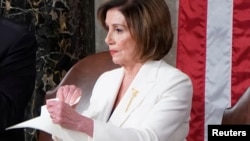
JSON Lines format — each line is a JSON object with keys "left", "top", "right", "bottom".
{"left": 176, "top": 0, "right": 250, "bottom": 141}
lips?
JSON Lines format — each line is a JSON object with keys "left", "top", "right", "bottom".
{"left": 110, "top": 50, "right": 118, "bottom": 55}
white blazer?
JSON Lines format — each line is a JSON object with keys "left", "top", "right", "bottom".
{"left": 83, "top": 60, "right": 193, "bottom": 141}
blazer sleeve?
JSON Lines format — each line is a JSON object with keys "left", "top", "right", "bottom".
{"left": 0, "top": 29, "right": 37, "bottom": 130}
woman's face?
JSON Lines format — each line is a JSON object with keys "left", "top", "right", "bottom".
{"left": 105, "top": 8, "right": 138, "bottom": 66}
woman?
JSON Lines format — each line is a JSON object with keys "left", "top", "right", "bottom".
{"left": 46, "top": 0, "right": 193, "bottom": 141}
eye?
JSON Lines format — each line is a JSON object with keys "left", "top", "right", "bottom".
{"left": 115, "top": 28, "right": 123, "bottom": 33}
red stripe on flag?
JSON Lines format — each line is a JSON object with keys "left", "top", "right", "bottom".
{"left": 231, "top": 1, "right": 250, "bottom": 106}
{"left": 176, "top": 0, "right": 207, "bottom": 141}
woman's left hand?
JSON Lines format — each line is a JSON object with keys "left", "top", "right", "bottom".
{"left": 46, "top": 99, "right": 84, "bottom": 130}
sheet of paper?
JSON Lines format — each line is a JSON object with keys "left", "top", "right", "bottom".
{"left": 6, "top": 105, "right": 88, "bottom": 141}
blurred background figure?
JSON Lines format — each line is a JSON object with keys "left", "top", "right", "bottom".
{"left": 0, "top": 15, "right": 37, "bottom": 141}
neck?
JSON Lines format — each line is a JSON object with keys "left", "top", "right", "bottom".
{"left": 123, "top": 62, "right": 143, "bottom": 78}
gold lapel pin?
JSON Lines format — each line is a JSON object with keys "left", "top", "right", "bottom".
{"left": 125, "top": 88, "right": 138, "bottom": 112}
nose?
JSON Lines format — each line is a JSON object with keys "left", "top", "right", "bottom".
{"left": 105, "top": 31, "right": 114, "bottom": 45}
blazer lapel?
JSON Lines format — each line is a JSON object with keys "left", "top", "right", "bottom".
{"left": 101, "top": 69, "right": 124, "bottom": 122}
{"left": 108, "top": 60, "right": 160, "bottom": 127}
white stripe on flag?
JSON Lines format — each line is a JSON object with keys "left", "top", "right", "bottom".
{"left": 205, "top": 0, "right": 233, "bottom": 140}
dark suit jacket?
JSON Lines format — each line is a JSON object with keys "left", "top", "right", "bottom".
{"left": 0, "top": 17, "right": 37, "bottom": 141}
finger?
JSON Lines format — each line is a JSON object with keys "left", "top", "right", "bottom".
{"left": 67, "top": 85, "right": 77, "bottom": 104}
{"left": 46, "top": 99, "right": 60, "bottom": 111}
{"left": 56, "top": 87, "right": 64, "bottom": 101}
{"left": 60, "top": 86, "right": 68, "bottom": 104}
{"left": 69, "top": 88, "right": 82, "bottom": 105}
{"left": 64, "top": 85, "right": 72, "bottom": 103}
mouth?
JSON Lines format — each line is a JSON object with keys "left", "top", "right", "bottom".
{"left": 110, "top": 50, "right": 118, "bottom": 56}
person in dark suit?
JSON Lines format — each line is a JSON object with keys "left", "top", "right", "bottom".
{"left": 0, "top": 16, "right": 37, "bottom": 141}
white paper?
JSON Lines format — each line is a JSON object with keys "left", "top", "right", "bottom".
{"left": 6, "top": 105, "right": 88, "bottom": 141}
